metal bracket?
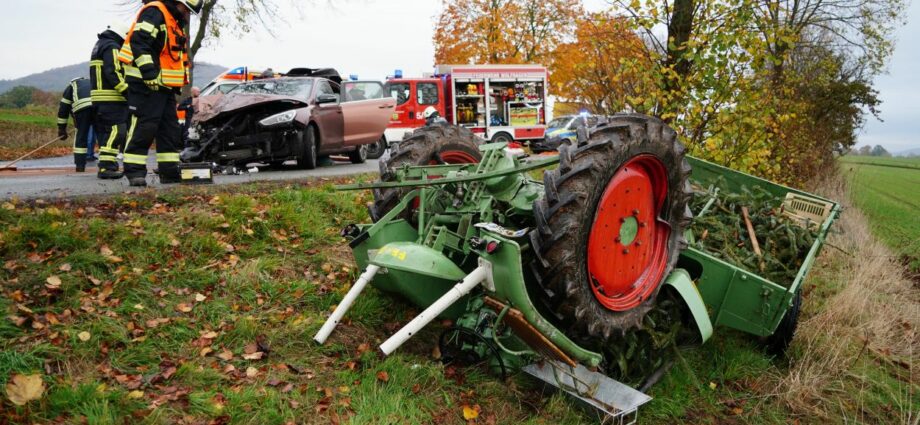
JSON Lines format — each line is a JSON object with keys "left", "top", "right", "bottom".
{"left": 478, "top": 258, "right": 495, "bottom": 292}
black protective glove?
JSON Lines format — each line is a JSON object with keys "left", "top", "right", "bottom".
{"left": 57, "top": 125, "right": 68, "bottom": 141}
{"left": 144, "top": 78, "right": 161, "bottom": 91}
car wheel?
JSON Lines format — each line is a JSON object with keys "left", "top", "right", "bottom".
{"left": 491, "top": 132, "right": 513, "bottom": 145}
{"left": 366, "top": 136, "right": 387, "bottom": 160}
{"left": 348, "top": 144, "right": 368, "bottom": 164}
{"left": 297, "top": 126, "right": 318, "bottom": 170}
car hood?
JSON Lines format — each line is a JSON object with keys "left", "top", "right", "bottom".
{"left": 196, "top": 94, "right": 310, "bottom": 123}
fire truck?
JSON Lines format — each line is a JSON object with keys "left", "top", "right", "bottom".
{"left": 382, "top": 64, "right": 548, "bottom": 148}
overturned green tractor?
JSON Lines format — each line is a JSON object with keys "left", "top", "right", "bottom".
{"left": 314, "top": 115, "right": 839, "bottom": 420}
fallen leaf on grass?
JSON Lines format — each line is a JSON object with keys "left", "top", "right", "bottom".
{"left": 45, "top": 275, "right": 62, "bottom": 288}
{"left": 376, "top": 371, "right": 389, "bottom": 383}
{"left": 175, "top": 303, "right": 193, "bottom": 313}
{"left": 200, "top": 331, "right": 219, "bottom": 339}
{"left": 100, "top": 246, "right": 114, "bottom": 256}
{"left": 462, "top": 404, "right": 480, "bottom": 420}
{"left": 242, "top": 352, "right": 264, "bottom": 360}
{"left": 216, "top": 349, "right": 234, "bottom": 361}
{"left": 245, "top": 367, "right": 259, "bottom": 378}
{"left": 59, "top": 263, "right": 72, "bottom": 272}
{"left": 127, "top": 390, "right": 145, "bottom": 399}
{"left": 78, "top": 331, "right": 92, "bottom": 342}
{"left": 5, "top": 374, "right": 44, "bottom": 406}
{"left": 200, "top": 347, "right": 214, "bottom": 357}
{"left": 194, "top": 293, "right": 207, "bottom": 302}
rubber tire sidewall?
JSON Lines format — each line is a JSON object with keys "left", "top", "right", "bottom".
{"left": 370, "top": 125, "right": 482, "bottom": 222}
{"left": 349, "top": 144, "right": 368, "bottom": 164}
{"left": 530, "top": 114, "right": 692, "bottom": 345}
{"left": 297, "top": 126, "right": 318, "bottom": 170}
{"left": 366, "top": 137, "right": 387, "bottom": 160}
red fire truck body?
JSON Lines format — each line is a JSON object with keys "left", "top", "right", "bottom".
{"left": 383, "top": 64, "right": 548, "bottom": 145}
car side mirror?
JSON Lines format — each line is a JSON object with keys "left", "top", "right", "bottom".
{"left": 316, "top": 94, "right": 339, "bottom": 105}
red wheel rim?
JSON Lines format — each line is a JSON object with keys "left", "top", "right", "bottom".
{"left": 586, "top": 155, "right": 670, "bottom": 311}
{"left": 412, "top": 149, "right": 479, "bottom": 209}
{"left": 429, "top": 150, "right": 479, "bottom": 166}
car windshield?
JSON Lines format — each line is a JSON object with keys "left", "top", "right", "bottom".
{"left": 547, "top": 117, "right": 572, "bottom": 128}
{"left": 230, "top": 79, "right": 315, "bottom": 99}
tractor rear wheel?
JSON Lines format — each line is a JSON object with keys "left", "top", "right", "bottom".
{"left": 370, "top": 125, "right": 482, "bottom": 222}
{"left": 530, "top": 114, "right": 693, "bottom": 350}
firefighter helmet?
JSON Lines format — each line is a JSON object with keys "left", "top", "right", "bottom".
{"left": 174, "top": 0, "right": 203, "bottom": 14}
{"left": 423, "top": 106, "right": 439, "bottom": 119}
{"left": 108, "top": 21, "right": 130, "bottom": 39}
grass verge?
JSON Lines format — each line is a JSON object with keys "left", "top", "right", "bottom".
{"left": 0, "top": 174, "right": 915, "bottom": 424}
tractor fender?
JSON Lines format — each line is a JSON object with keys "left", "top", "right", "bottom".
{"left": 663, "top": 269, "right": 713, "bottom": 343}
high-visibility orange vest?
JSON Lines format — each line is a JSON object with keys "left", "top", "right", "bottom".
{"left": 118, "top": 1, "right": 189, "bottom": 88}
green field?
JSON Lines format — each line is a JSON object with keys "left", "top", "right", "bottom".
{"left": 0, "top": 107, "right": 58, "bottom": 128}
{"left": 840, "top": 155, "right": 920, "bottom": 271}
{"left": 0, "top": 107, "right": 69, "bottom": 160}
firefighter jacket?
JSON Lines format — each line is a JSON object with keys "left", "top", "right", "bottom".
{"left": 57, "top": 78, "right": 93, "bottom": 125}
{"left": 90, "top": 30, "right": 129, "bottom": 103}
{"left": 118, "top": 1, "right": 190, "bottom": 89}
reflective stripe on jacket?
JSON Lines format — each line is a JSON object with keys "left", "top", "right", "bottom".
{"left": 118, "top": 1, "right": 189, "bottom": 88}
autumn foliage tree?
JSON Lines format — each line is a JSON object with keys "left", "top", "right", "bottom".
{"left": 550, "top": 14, "right": 654, "bottom": 115}
{"left": 434, "top": 0, "right": 582, "bottom": 64}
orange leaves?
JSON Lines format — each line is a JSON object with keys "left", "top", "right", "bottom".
{"left": 550, "top": 13, "right": 654, "bottom": 115}
{"left": 434, "top": 0, "right": 582, "bottom": 64}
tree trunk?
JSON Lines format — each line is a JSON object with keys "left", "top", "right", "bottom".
{"left": 182, "top": 0, "right": 217, "bottom": 99}
{"left": 662, "top": 0, "right": 695, "bottom": 118}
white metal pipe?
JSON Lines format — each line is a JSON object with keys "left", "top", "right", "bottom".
{"left": 379, "top": 265, "right": 488, "bottom": 355}
{"left": 314, "top": 264, "right": 381, "bottom": 344}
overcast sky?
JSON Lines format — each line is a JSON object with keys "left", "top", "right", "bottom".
{"left": 0, "top": 0, "right": 915, "bottom": 152}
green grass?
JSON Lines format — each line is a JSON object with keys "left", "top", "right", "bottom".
{"left": 840, "top": 155, "right": 920, "bottom": 271}
{"left": 0, "top": 107, "right": 58, "bottom": 128}
{"left": 0, "top": 178, "right": 911, "bottom": 423}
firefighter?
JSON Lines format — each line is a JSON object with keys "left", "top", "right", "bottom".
{"left": 90, "top": 22, "right": 131, "bottom": 180}
{"left": 57, "top": 78, "right": 94, "bottom": 172}
{"left": 423, "top": 106, "right": 447, "bottom": 126}
{"left": 118, "top": 0, "right": 201, "bottom": 187}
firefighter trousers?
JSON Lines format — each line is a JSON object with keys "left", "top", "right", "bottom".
{"left": 123, "top": 84, "right": 181, "bottom": 179}
{"left": 94, "top": 103, "right": 128, "bottom": 172}
{"left": 72, "top": 108, "right": 95, "bottom": 168}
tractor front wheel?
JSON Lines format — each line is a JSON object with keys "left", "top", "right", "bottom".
{"left": 370, "top": 125, "right": 482, "bottom": 222}
{"left": 530, "top": 114, "right": 693, "bottom": 348}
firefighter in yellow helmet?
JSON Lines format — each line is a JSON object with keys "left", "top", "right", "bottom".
{"left": 118, "top": 0, "right": 202, "bottom": 187}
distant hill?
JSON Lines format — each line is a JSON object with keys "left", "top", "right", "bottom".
{"left": 895, "top": 147, "right": 920, "bottom": 157}
{"left": 0, "top": 62, "right": 229, "bottom": 94}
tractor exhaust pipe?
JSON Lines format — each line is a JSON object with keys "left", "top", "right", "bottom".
{"left": 379, "top": 265, "right": 488, "bottom": 356}
{"left": 314, "top": 265, "right": 381, "bottom": 344}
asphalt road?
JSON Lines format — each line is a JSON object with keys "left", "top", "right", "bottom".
{"left": 0, "top": 154, "right": 380, "bottom": 200}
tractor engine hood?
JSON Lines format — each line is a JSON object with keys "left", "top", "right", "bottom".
{"left": 196, "top": 94, "right": 309, "bottom": 123}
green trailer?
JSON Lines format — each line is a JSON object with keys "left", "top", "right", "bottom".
{"left": 312, "top": 115, "right": 839, "bottom": 421}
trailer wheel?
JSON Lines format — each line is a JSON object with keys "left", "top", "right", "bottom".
{"left": 530, "top": 114, "right": 693, "bottom": 347}
{"left": 366, "top": 136, "right": 388, "bottom": 160}
{"left": 370, "top": 125, "right": 482, "bottom": 222}
{"left": 764, "top": 289, "right": 802, "bottom": 355}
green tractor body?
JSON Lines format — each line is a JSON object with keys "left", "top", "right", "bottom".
{"left": 313, "top": 116, "right": 839, "bottom": 420}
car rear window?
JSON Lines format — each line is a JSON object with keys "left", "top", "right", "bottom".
{"left": 343, "top": 82, "right": 384, "bottom": 101}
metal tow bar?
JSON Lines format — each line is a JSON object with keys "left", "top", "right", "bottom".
{"left": 314, "top": 265, "right": 381, "bottom": 344}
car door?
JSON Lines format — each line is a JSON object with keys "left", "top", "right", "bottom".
{"left": 311, "top": 79, "right": 345, "bottom": 152}
{"left": 340, "top": 81, "right": 397, "bottom": 146}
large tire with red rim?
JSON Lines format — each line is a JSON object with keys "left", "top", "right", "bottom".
{"left": 370, "top": 125, "right": 482, "bottom": 222}
{"left": 530, "top": 114, "right": 692, "bottom": 348}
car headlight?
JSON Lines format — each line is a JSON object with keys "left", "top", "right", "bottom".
{"left": 259, "top": 110, "right": 298, "bottom": 127}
